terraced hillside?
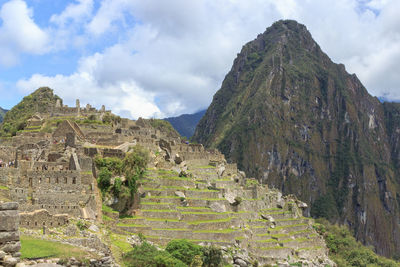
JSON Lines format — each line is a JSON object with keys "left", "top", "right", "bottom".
{"left": 105, "top": 162, "right": 332, "bottom": 266}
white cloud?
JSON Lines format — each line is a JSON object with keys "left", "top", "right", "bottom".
{"left": 50, "top": 0, "right": 93, "bottom": 27}
{"left": 16, "top": 53, "right": 163, "bottom": 119}
{"left": 14, "top": 0, "right": 400, "bottom": 119}
{"left": 0, "top": 0, "right": 48, "bottom": 66}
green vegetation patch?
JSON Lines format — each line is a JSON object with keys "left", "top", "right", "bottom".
{"left": 314, "top": 219, "right": 399, "bottom": 267}
{"left": 0, "top": 185, "right": 9, "bottom": 190}
{"left": 20, "top": 235, "right": 95, "bottom": 260}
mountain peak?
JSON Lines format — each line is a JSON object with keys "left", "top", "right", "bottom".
{"left": 193, "top": 20, "right": 400, "bottom": 257}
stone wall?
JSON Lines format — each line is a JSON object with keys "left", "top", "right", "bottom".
{"left": 20, "top": 209, "right": 68, "bottom": 228}
{"left": 0, "top": 202, "right": 20, "bottom": 267}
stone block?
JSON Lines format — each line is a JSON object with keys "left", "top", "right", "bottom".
{"left": 0, "top": 203, "right": 18, "bottom": 211}
{"left": 0, "top": 241, "right": 21, "bottom": 254}
{"left": 0, "top": 241, "right": 21, "bottom": 253}
{"left": 0, "top": 232, "right": 19, "bottom": 243}
{"left": 0, "top": 210, "right": 19, "bottom": 231}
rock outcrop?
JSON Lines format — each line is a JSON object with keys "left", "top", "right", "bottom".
{"left": 193, "top": 19, "right": 400, "bottom": 257}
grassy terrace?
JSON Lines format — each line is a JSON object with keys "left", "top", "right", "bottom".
{"left": 20, "top": 235, "right": 96, "bottom": 260}
{"left": 0, "top": 185, "right": 9, "bottom": 190}
{"left": 269, "top": 223, "right": 309, "bottom": 232}
{"left": 141, "top": 186, "right": 219, "bottom": 192}
{"left": 186, "top": 217, "right": 236, "bottom": 225}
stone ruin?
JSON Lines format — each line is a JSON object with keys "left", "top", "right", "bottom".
{"left": 0, "top": 202, "right": 20, "bottom": 267}
{"left": 0, "top": 97, "right": 335, "bottom": 265}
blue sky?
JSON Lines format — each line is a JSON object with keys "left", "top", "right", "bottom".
{"left": 0, "top": 0, "right": 399, "bottom": 118}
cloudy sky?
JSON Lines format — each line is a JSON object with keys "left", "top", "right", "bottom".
{"left": 0, "top": 0, "right": 399, "bottom": 118}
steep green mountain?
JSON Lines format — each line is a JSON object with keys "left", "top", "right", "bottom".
{"left": 0, "top": 87, "right": 61, "bottom": 137}
{"left": 164, "top": 110, "right": 206, "bottom": 138}
{"left": 0, "top": 107, "right": 8, "bottom": 123}
{"left": 193, "top": 20, "right": 400, "bottom": 258}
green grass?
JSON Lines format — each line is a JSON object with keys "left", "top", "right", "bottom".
{"left": 116, "top": 223, "right": 149, "bottom": 227}
{"left": 177, "top": 206, "right": 211, "bottom": 210}
{"left": 269, "top": 223, "right": 308, "bottom": 231}
{"left": 152, "top": 228, "right": 190, "bottom": 231}
{"left": 193, "top": 229, "right": 238, "bottom": 234}
{"left": 109, "top": 233, "right": 132, "bottom": 253}
{"left": 102, "top": 214, "right": 113, "bottom": 221}
{"left": 102, "top": 204, "right": 119, "bottom": 214}
{"left": 20, "top": 235, "right": 96, "bottom": 260}
{"left": 256, "top": 239, "right": 278, "bottom": 243}
{"left": 140, "top": 202, "right": 171, "bottom": 205}
{"left": 141, "top": 209, "right": 179, "bottom": 213}
{"left": 0, "top": 185, "right": 9, "bottom": 190}
{"left": 195, "top": 165, "right": 216, "bottom": 169}
{"left": 143, "top": 195, "right": 180, "bottom": 199}
{"left": 186, "top": 217, "right": 235, "bottom": 225}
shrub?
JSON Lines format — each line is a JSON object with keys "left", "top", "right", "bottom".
{"left": 112, "top": 177, "right": 122, "bottom": 196}
{"left": 123, "top": 242, "right": 186, "bottom": 267}
{"left": 165, "top": 239, "right": 203, "bottom": 265}
{"left": 97, "top": 167, "right": 112, "bottom": 192}
{"left": 202, "top": 245, "right": 223, "bottom": 267}
{"left": 76, "top": 220, "right": 87, "bottom": 231}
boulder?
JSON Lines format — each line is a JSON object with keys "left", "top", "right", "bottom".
{"left": 209, "top": 202, "right": 226, "bottom": 213}
{"left": 88, "top": 225, "right": 99, "bottom": 232}
{"left": 224, "top": 191, "right": 236, "bottom": 205}
{"left": 174, "top": 191, "right": 186, "bottom": 199}
{"left": 0, "top": 210, "right": 19, "bottom": 232}
{"left": 234, "top": 258, "right": 248, "bottom": 267}
{"left": 3, "top": 255, "right": 18, "bottom": 267}
{"left": 0, "top": 232, "right": 19, "bottom": 243}
{"left": 174, "top": 154, "right": 183, "bottom": 164}
{"left": 217, "top": 166, "right": 225, "bottom": 177}
{"left": 0, "top": 241, "right": 21, "bottom": 253}
{"left": 297, "top": 201, "right": 308, "bottom": 209}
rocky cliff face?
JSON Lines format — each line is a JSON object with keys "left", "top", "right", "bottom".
{"left": 193, "top": 20, "right": 400, "bottom": 257}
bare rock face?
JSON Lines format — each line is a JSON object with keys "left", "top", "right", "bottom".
{"left": 193, "top": 19, "right": 400, "bottom": 258}
{"left": 0, "top": 202, "right": 20, "bottom": 267}
{"left": 209, "top": 202, "right": 227, "bottom": 213}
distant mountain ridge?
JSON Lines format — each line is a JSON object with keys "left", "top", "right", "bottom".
{"left": 164, "top": 109, "right": 206, "bottom": 138}
{"left": 0, "top": 107, "right": 7, "bottom": 123}
{"left": 193, "top": 20, "right": 400, "bottom": 257}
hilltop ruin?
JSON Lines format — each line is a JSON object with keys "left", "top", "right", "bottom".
{"left": 0, "top": 96, "right": 334, "bottom": 266}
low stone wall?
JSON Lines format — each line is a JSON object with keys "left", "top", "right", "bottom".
{"left": 0, "top": 202, "right": 20, "bottom": 267}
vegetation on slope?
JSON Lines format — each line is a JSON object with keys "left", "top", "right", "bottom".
{"left": 0, "top": 107, "right": 7, "bottom": 123}
{"left": 146, "top": 118, "right": 181, "bottom": 139}
{"left": 314, "top": 219, "right": 399, "bottom": 266}
{"left": 164, "top": 109, "right": 206, "bottom": 138}
{"left": 95, "top": 145, "right": 149, "bottom": 213}
{"left": 0, "top": 87, "right": 61, "bottom": 136}
{"left": 123, "top": 239, "right": 223, "bottom": 267}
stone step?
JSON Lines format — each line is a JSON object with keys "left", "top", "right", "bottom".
{"left": 142, "top": 188, "right": 221, "bottom": 199}
{"left": 180, "top": 211, "right": 234, "bottom": 222}
{"left": 268, "top": 224, "right": 311, "bottom": 235}
{"left": 140, "top": 202, "right": 177, "bottom": 210}
{"left": 176, "top": 206, "right": 212, "bottom": 213}
{"left": 141, "top": 196, "right": 182, "bottom": 205}
{"left": 145, "top": 235, "right": 233, "bottom": 247}
{"left": 249, "top": 246, "right": 294, "bottom": 259}
{"left": 296, "top": 246, "right": 327, "bottom": 259}
{"left": 140, "top": 178, "right": 196, "bottom": 188}
{"left": 140, "top": 210, "right": 182, "bottom": 220}
{"left": 274, "top": 218, "right": 309, "bottom": 227}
